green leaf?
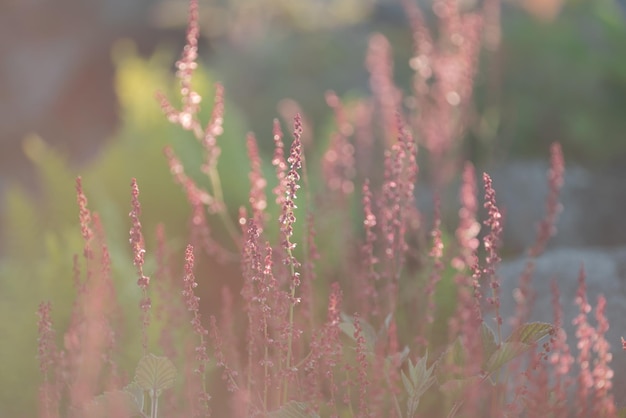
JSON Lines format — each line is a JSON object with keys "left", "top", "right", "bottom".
{"left": 339, "top": 313, "right": 377, "bottom": 352}
{"left": 506, "top": 322, "right": 553, "bottom": 344}
{"left": 134, "top": 354, "right": 177, "bottom": 397}
{"left": 481, "top": 323, "right": 498, "bottom": 362}
{"left": 267, "top": 401, "right": 320, "bottom": 418}
{"left": 410, "top": 352, "right": 434, "bottom": 390}
{"left": 485, "top": 342, "right": 532, "bottom": 373}
{"left": 401, "top": 369, "right": 414, "bottom": 393}
{"left": 438, "top": 376, "right": 482, "bottom": 398}
{"left": 123, "top": 382, "right": 144, "bottom": 411}
{"left": 82, "top": 390, "right": 142, "bottom": 418}
{"left": 402, "top": 352, "right": 436, "bottom": 417}
{"left": 377, "top": 312, "right": 394, "bottom": 341}
{"left": 435, "top": 337, "right": 467, "bottom": 383}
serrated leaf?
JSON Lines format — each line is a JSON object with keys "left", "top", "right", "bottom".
{"left": 406, "top": 375, "right": 435, "bottom": 417}
{"left": 82, "top": 390, "right": 141, "bottom": 418}
{"left": 338, "top": 321, "right": 357, "bottom": 342}
{"left": 481, "top": 323, "right": 498, "bottom": 362}
{"left": 383, "top": 346, "right": 410, "bottom": 375}
{"left": 398, "top": 346, "right": 411, "bottom": 365}
{"left": 378, "top": 312, "right": 394, "bottom": 341}
{"left": 402, "top": 359, "right": 433, "bottom": 418}
{"left": 410, "top": 352, "right": 434, "bottom": 388}
{"left": 401, "top": 370, "right": 414, "bottom": 393}
{"left": 134, "top": 354, "right": 177, "bottom": 396}
{"left": 124, "top": 381, "right": 144, "bottom": 411}
{"left": 407, "top": 397, "right": 420, "bottom": 418}
{"left": 339, "top": 313, "right": 377, "bottom": 352}
{"left": 435, "top": 337, "right": 467, "bottom": 383}
{"left": 438, "top": 376, "right": 482, "bottom": 398}
{"left": 485, "top": 342, "right": 531, "bottom": 373}
{"left": 506, "top": 322, "right": 553, "bottom": 344}
{"left": 267, "top": 401, "right": 320, "bottom": 418}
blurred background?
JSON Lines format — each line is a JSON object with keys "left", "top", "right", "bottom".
{"left": 2, "top": 0, "right": 626, "bottom": 189}
{"left": 2, "top": 0, "right": 626, "bottom": 415}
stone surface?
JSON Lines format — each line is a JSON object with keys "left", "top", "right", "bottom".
{"left": 417, "top": 159, "right": 626, "bottom": 253}
{"left": 497, "top": 247, "right": 626, "bottom": 405}
{"left": 490, "top": 160, "right": 626, "bottom": 252}
{"left": 418, "top": 159, "right": 626, "bottom": 402}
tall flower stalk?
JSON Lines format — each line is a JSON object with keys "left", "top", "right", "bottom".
{"left": 33, "top": 0, "right": 624, "bottom": 417}
{"left": 279, "top": 115, "right": 304, "bottom": 403}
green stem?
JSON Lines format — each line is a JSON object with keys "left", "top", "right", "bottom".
{"left": 263, "top": 318, "right": 269, "bottom": 412}
{"left": 208, "top": 165, "right": 241, "bottom": 247}
{"left": 283, "top": 256, "right": 297, "bottom": 404}
{"left": 345, "top": 369, "right": 355, "bottom": 417}
{"left": 383, "top": 365, "right": 403, "bottom": 418}
{"left": 192, "top": 120, "right": 241, "bottom": 250}
{"left": 151, "top": 393, "right": 158, "bottom": 418}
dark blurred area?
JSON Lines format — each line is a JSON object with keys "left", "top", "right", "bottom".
{"left": 0, "top": 0, "right": 388, "bottom": 188}
{"left": 0, "top": 0, "right": 161, "bottom": 189}
{"left": 2, "top": 0, "right": 626, "bottom": 189}
{"left": 2, "top": 0, "right": 626, "bottom": 235}
{"left": 3, "top": 1, "right": 626, "bottom": 415}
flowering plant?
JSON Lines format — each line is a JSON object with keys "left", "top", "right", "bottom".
{"left": 35, "top": 1, "right": 623, "bottom": 417}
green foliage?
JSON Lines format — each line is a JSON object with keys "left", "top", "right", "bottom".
{"left": 268, "top": 401, "right": 320, "bottom": 418}
{"left": 81, "top": 389, "right": 142, "bottom": 418}
{"left": 134, "top": 354, "right": 177, "bottom": 397}
{"left": 492, "top": 0, "right": 626, "bottom": 163}
{"left": 0, "top": 42, "right": 250, "bottom": 417}
{"left": 81, "top": 354, "right": 177, "bottom": 418}
{"left": 7, "top": 1, "right": 625, "bottom": 416}
{"left": 401, "top": 353, "right": 435, "bottom": 417}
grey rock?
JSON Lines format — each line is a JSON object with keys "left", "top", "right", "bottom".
{"left": 497, "top": 247, "right": 626, "bottom": 403}
{"left": 417, "top": 160, "right": 626, "bottom": 253}
{"left": 490, "top": 160, "right": 626, "bottom": 253}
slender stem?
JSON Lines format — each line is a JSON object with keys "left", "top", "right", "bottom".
{"left": 263, "top": 317, "right": 269, "bottom": 412}
{"left": 344, "top": 369, "right": 354, "bottom": 417}
{"left": 391, "top": 391, "right": 403, "bottom": 418}
{"left": 247, "top": 329, "right": 253, "bottom": 406}
{"left": 283, "top": 256, "right": 297, "bottom": 404}
{"left": 300, "top": 154, "right": 314, "bottom": 331}
{"left": 192, "top": 117, "right": 241, "bottom": 250}
{"left": 207, "top": 165, "right": 241, "bottom": 247}
{"left": 151, "top": 393, "right": 157, "bottom": 418}
{"left": 446, "top": 401, "right": 463, "bottom": 418}
{"left": 383, "top": 365, "right": 403, "bottom": 418}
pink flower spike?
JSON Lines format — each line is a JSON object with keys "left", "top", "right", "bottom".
{"left": 130, "top": 178, "right": 151, "bottom": 355}
{"left": 590, "top": 295, "right": 616, "bottom": 416}
{"left": 202, "top": 84, "right": 225, "bottom": 173}
{"left": 482, "top": 172, "right": 504, "bottom": 337}
{"left": 129, "top": 179, "right": 148, "bottom": 287}
{"left": 366, "top": 33, "right": 402, "bottom": 145}
{"left": 246, "top": 132, "right": 268, "bottom": 230}
{"left": 454, "top": 162, "right": 479, "bottom": 270}
{"left": 530, "top": 142, "right": 565, "bottom": 257}
{"left": 76, "top": 177, "right": 93, "bottom": 260}
{"left": 181, "top": 244, "right": 211, "bottom": 415}
{"left": 176, "top": 0, "right": 201, "bottom": 131}
{"left": 279, "top": 114, "right": 303, "bottom": 272}
{"left": 37, "top": 301, "right": 59, "bottom": 418}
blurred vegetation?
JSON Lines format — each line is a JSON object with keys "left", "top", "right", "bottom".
{"left": 202, "top": 0, "right": 626, "bottom": 165}
{"left": 2, "top": 0, "right": 626, "bottom": 415}
{"left": 0, "top": 43, "right": 253, "bottom": 417}
{"left": 476, "top": 0, "right": 626, "bottom": 164}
